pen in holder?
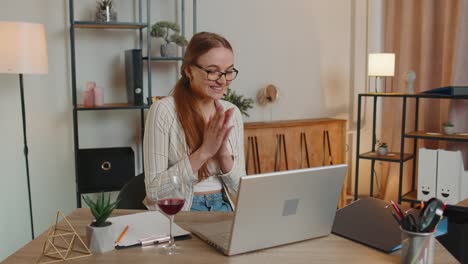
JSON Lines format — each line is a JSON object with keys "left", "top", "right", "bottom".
{"left": 400, "top": 227, "right": 435, "bottom": 264}
{"left": 387, "top": 198, "right": 445, "bottom": 264}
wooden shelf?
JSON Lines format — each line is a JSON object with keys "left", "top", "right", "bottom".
{"left": 401, "top": 190, "right": 419, "bottom": 203}
{"left": 405, "top": 131, "right": 468, "bottom": 141}
{"left": 142, "top": 56, "right": 183, "bottom": 61}
{"left": 76, "top": 103, "right": 150, "bottom": 111}
{"left": 74, "top": 21, "right": 147, "bottom": 29}
{"left": 359, "top": 151, "right": 413, "bottom": 162}
{"left": 359, "top": 92, "right": 468, "bottom": 99}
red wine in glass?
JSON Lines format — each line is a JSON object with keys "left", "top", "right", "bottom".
{"left": 156, "top": 173, "right": 186, "bottom": 255}
{"left": 157, "top": 198, "right": 185, "bottom": 215}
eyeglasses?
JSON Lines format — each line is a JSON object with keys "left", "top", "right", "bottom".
{"left": 193, "top": 64, "right": 239, "bottom": 81}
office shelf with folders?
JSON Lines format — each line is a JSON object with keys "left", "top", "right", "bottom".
{"left": 68, "top": 0, "right": 199, "bottom": 207}
{"left": 68, "top": 0, "right": 153, "bottom": 207}
{"left": 354, "top": 92, "right": 468, "bottom": 205}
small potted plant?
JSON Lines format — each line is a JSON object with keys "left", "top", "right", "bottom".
{"left": 95, "top": 0, "right": 117, "bottom": 22}
{"left": 84, "top": 192, "right": 120, "bottom": 253}
{"left": 223, "top": 88, "right": 254, "bottom": 117}
{"left": 377, "top": 141, "right": 389, "bottom": 155}
{"left": 442, "top": 122, "right": 455, "bottom": 135}
{"left": 150, "top": 21, "right": 188, "bottom": 57}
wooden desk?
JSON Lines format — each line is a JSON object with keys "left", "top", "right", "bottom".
{"left": 458, "top": 198, "right": 468, "bottom": 207}
{"left": 2, "top": 209, "right": 458, "bottom": 264}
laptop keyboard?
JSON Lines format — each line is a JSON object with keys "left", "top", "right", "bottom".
{"left": 207, "top": 232, "right": 231, "bottom": 250}
{"left": 189, "top": 220, "right": 233, "bottom": 251}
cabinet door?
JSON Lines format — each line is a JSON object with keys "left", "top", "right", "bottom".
{"left": 244, "top": 119, "right": 346, "bottom": 175}
{"left": 244, "top": 127, "right": 275, "bottom": 174}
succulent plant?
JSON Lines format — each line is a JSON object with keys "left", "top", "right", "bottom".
{"left": 376, "top": 140, "right": 388, "bottom": 149}
{"left": 379, "top": 142, "right": 388, "bottom": 148}
{"left": 223, "top": 88, "right": 254, "bottom": 117}
{"left": 442, "top": 122, "right": 454, "bottom": 127}
{"left": 83, "top": 192, "right": 120, "bottom": 227}
{"left": 95, "top": 0, "right": 117, "bottom": 22}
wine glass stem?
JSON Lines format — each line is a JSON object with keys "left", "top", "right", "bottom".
{"left": 169, "top": 215, "right": 175, "bottom": 246}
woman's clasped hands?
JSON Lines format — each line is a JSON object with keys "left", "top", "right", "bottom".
{"left": 201, "top": 100, "right": 234, "bottom": 161}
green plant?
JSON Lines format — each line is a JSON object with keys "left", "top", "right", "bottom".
{"left": 151, "top": 21, "right": 188, "bottom": 47}
{"left": 379, "top": 142, "right": 388, "bottom": 148}
{"left": 442, "top": 122, "right": 454, "bottom": 127}
{"left": 83, "top": 192, "right": 120, "bottom": 227}
{"left": 376, "top": 140, "right": 388, "bottom": 148}
{"left": 223, "top": 88, "right": 254, "bottom": 117}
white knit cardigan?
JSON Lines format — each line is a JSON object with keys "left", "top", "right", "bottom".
{"left": 143, "top": 96, "right": 246, "bottom": 211}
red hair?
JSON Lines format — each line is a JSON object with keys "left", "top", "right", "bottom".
{"left": 173, "top": 32, "right": 233, "bottom": 181}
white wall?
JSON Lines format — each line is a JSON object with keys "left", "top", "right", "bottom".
{"left": 0, "top": 0, "right": 374, "bottom": 260}
{"left": 196, "top": 1, "right": 351, "bottom": 122}
{"left": 0, "top": 0, "right": 75, "bottom": 259}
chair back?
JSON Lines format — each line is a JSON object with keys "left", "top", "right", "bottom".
{"left": 117, "top": 173, "right": 147, "bottom": 209}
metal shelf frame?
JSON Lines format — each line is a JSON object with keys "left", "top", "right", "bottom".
{"left": 354, "top": 92, "right": 468, "bottom": 204}
{"left": 68, "top": 0, "right": 198, "bottom": 207}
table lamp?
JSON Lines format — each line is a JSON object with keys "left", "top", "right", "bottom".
{"left": 368, "top": 53, "right": 395, "bottom": 93}
{"left": 0, "top": 21, "right": 48, "bottom": 239}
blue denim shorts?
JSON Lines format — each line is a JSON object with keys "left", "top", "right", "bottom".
{"left": 191, "top": 192, "right": 233, "bottom": 212}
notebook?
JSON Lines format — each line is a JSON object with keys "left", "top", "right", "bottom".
{"left": 332, "top": 197, "right": 447, "bottom": 253}
{"left": 108, "top": 211, "right": 191, "bottom": 248}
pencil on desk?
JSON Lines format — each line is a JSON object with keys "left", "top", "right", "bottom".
{"left": 115, "top": 225, "right": 129, "bottom": 244}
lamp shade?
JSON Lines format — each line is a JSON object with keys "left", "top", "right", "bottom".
{"left": 368, "top": 53, "right": 395, "bottom": 77}
{"left": 0, "top": 21, "right": 48, "bottom": 74}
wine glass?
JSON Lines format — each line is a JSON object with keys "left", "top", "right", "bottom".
{"left": 156, "top": 172, "right": 186, "bottom": 255}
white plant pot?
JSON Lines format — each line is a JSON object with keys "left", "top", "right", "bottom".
{"left": 86, "top": 222, "right": 115, "bottom": 253}
{"left": 378, "top": 147, "right": 388, "bottom": 155}
{"left": 160, "top": 42, "right": 178, "bottom": 57}
{"left": 443, "top": 126, "right": 455, "bottom": 135}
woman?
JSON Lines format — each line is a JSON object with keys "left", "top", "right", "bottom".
{"left": 143, "top": 32, "right": 246, "bottom": 212}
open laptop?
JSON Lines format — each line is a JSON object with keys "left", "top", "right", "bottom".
{"left": 186, "top": 164, "right": 348, "bottom": 256}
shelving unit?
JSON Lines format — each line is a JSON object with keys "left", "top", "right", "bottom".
{"left": 68, "top": 0, "right": 198, "bottom": 207}
{"left": 354, "top": 92, "right": 468, "bottom": 204}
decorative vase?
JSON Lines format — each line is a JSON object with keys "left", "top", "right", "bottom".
{"left": 378, "top": 147, "right": 388, "bottom": 155}
{"left": 443, "top": 126, "right": 455, "bottom": 135}
{"left": 86, "top": 222, "right": 115, "bottom": 253}
{"left": 160, "top": 42, "right": 177, "bottom": 57}
{"left": 95, "top": 5, "right": 117, "bottom": 22}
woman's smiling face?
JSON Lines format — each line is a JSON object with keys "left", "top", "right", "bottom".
{"left": 187, "top": 47, "right": 234, "bottom": 101}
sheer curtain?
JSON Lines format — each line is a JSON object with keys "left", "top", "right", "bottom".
{"left": 450, "top": 1, "right": 468, "bottom": 169}
{"left": 379, "top": 0, "right": 464, "bottom": 201}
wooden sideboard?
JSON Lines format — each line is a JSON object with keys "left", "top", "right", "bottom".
{"left": 243, "top": 118, "right": 347, "bottom": 207}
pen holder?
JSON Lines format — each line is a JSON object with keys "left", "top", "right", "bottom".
{"left": 400, "top": 227, "right": 435, "bottom": 264}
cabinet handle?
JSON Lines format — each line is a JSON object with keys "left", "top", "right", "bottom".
{"left": 101, "top": 161, "right": 112, "bottom": 171}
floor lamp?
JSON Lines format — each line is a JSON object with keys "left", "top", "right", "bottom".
{"left": 368, "top": 53, "right": 395, "bottom": 93}
{"left": 0, "top": 22, "right": 49, "bottom": 240}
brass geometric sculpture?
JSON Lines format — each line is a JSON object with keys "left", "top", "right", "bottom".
{"left": 36, "top": 210, "right": 92, "bottom": 264}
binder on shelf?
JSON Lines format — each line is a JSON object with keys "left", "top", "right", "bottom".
{"left": 125, "top": 49, "right": 144, "bottom": 106}
{"left": 417, "top": 148, "right": 438, "bottom": 201}
{"left": 422, "top": 86, "right": 468, "bottom": 96}
{"left": 437, "top": 150, "right": 467, "bottom": 205}
{"left": 417, "top": 148, "right": 468, "bottom": 204}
